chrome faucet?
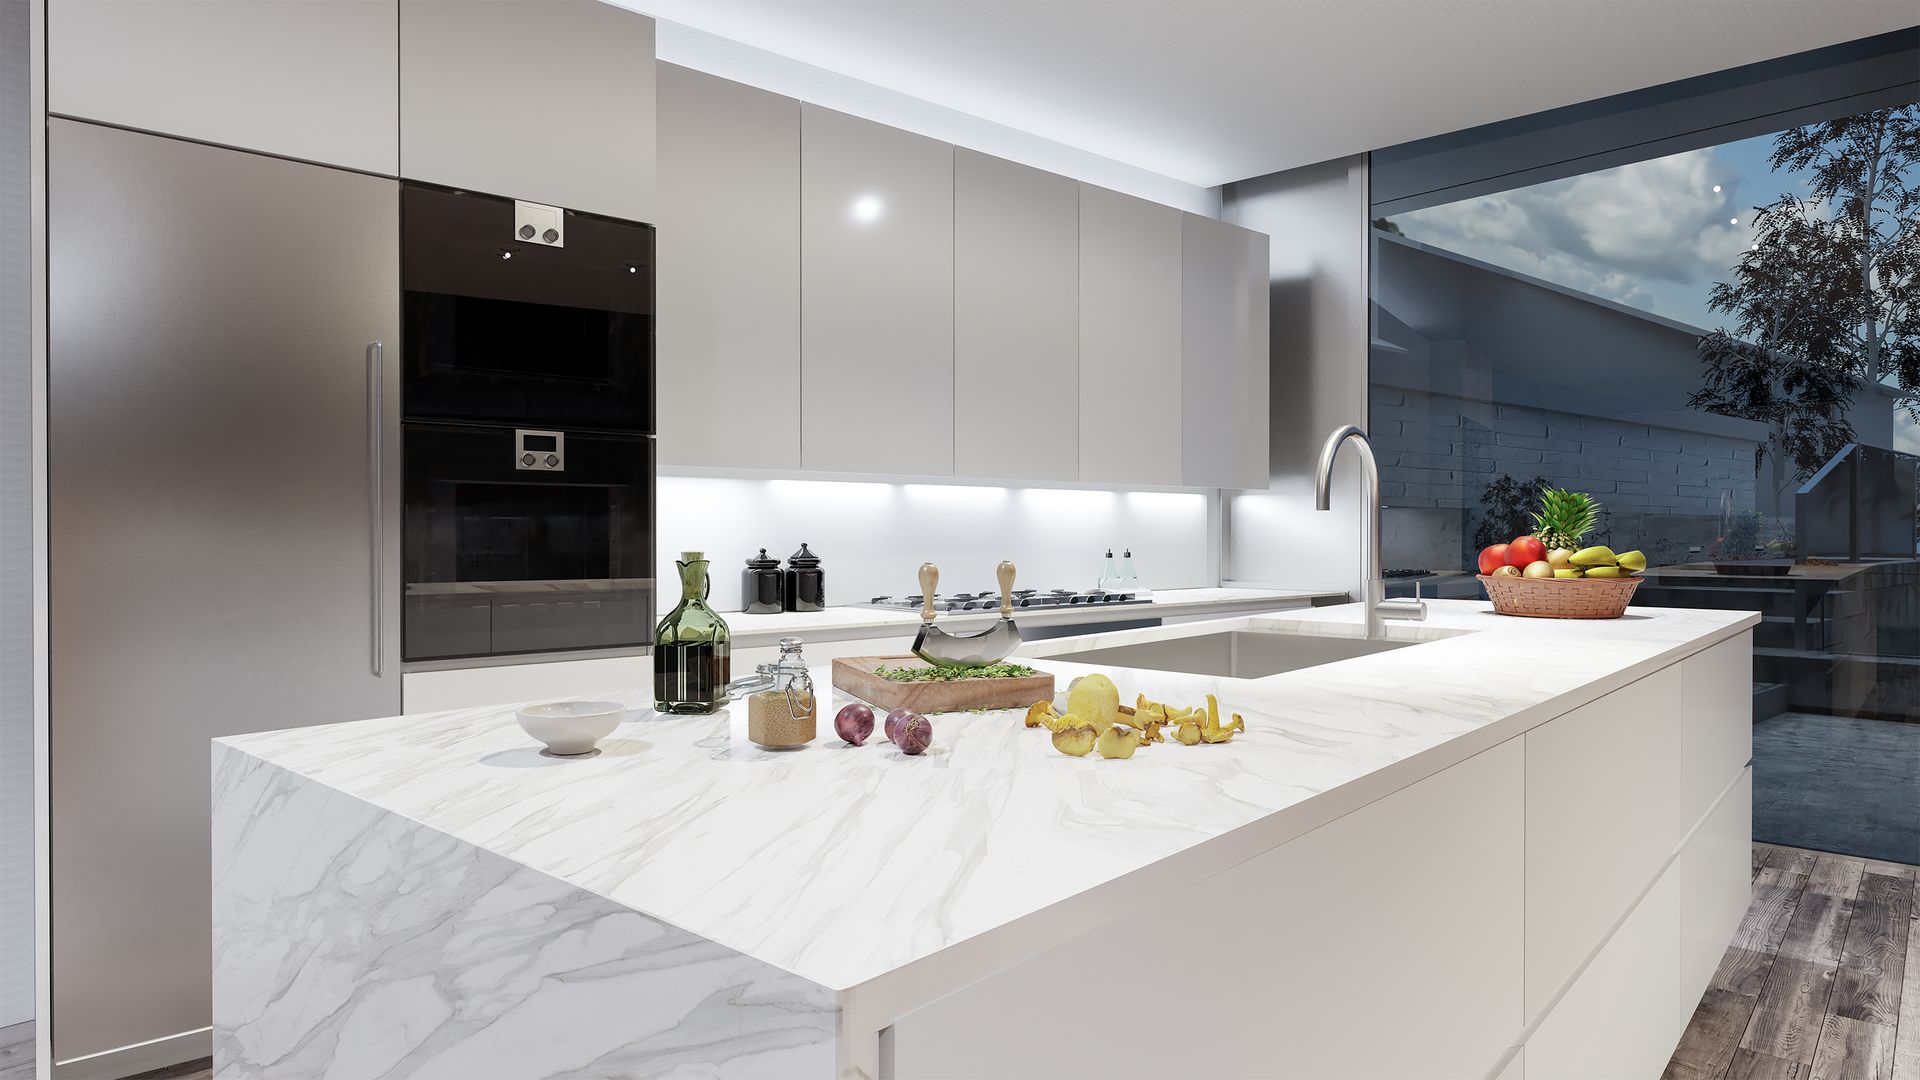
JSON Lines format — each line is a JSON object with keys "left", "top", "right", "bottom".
{"left": 1315, "top": 424, "right": 1426, "bottom": 638}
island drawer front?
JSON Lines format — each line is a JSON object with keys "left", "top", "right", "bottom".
{"left": 1679, "top": 631, "right": 1753, "bottom": 829}
{"left": 1523, "top": 665, "right": 1684, "bottom": 1022}
{"left": 886, "top": 737, "right": 1525, "bottom": 1080}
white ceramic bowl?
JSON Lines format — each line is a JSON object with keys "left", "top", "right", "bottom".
{"left": 516, "top": 701, "right": 625, "bottom": 756}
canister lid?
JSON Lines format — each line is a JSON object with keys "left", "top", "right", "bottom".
{"left": 787, "top": 542, "right": 820, "bottom": 567}
{"left": 745, "top": 548, "right": 779, "bottom": 569}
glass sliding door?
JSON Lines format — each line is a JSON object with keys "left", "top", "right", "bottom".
{"left": 1369, "top": 31, "right": 1920, "bottom": 865}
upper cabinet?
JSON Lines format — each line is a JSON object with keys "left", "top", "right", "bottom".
{"left": 49, "top": 0, "right": 400, "bottom": 174}
{"left": 1079, "top": 184, "right": 1184, "bottom": 487}
{"left": 400, "top": 0, "right": 656, "bottom": 221}
{"left": 1182, "top": 214, "right": 1271, "bottom": 489}
{"left": 800, "top": 106, "right": 955, "bottom": 476}
{"left": 656, "top": 64, "right": 801, "bottom": 469}
{"left": 953, "top": 150, "right": 1079, "bottom": 482}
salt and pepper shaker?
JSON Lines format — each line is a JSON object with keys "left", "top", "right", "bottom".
{"left": 741, "top": 548, "right": 784, "bottom": 614}
{"left": 784, "top": 543, "right": 825, "bottom": 612}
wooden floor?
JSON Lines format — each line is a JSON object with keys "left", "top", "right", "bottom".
{"left": 1666, "top": 843, "right": 1920, "bottom": 1080}
{"left": 8, "top": 845, "right": 1919, "bottom": 1080}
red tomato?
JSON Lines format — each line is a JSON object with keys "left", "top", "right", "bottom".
{"left": 1507, "top": 535, "right": 1548, "bottom": 566}
{"left": 1477, "top": 544, "right": 1510, "bottom": 576}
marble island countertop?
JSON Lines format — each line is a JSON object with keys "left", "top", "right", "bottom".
{"left": 215, "top": 598, "right": 1757, "bottom": 1014}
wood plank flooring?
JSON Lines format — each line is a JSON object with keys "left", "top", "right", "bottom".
{"left": 1668, "top": 843, "right": 1920, "bottom": 1080}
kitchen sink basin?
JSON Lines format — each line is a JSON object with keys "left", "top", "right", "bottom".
{"left": 1060, "top": 629, "right": 1423, "bottom": 680}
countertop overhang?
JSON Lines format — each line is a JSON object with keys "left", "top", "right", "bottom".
{"left": 216, "top": 600, "right": 1758, "bottom": 1009}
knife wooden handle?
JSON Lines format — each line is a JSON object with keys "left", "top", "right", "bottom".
{"left": 997, "top": 560, "right": 1016, "bottom": 618}
{"left": 918, "top": 563, "right": 939, "bottom": 623}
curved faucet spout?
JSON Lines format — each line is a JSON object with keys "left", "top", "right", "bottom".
{"left": 1313, "top": 424, "right": 1384, "bottom": 639}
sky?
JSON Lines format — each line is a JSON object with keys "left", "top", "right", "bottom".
{"left": 1384, "top": 128, "right": 1920, "bottom": 455}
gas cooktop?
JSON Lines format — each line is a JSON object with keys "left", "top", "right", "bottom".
{"left": 864, "top": 589, "right": 1150, "bottom": 613}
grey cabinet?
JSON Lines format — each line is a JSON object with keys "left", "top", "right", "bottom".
{"left": 1078, "top": 183, "right": 1184, "bottom": 486}
{"left": 48, "top": 120, "right": 401, "bottom": 1064}
{"left": 656, "top": 64, "right": 801, "bottom": 468}
{"left": 954, "top": 149, "right": 1080, "bottom": 481}
{"left": 1182, "top": 213, "right": 1271, "bottom": 489}
{"left": 401, "top": 0, "right": 655, "bottom": 220}
{"left": 800, "top": 105, "right": 954, "bottom": 475}
{"left": 49, "top": 0, "right": 399, "bottom": 173}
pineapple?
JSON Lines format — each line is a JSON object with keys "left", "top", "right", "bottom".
{"left": 1532, "top": 488, "right": 1599, "bottom": 552}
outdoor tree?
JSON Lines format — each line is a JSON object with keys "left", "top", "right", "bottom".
{"left": 1690, "top": 104, "right": 1920, "bottom": 480}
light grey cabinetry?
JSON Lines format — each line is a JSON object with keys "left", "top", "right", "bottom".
{"left": 656, "top": 64, "right": 800, "bottom": 468}
{"left": 1078, "top": 183, "right": 1183, "bottom": 486}
{"left": 800, "top": 105, "right": 955, "bottom": 475}
{"left": 48, "top": 0, "right": 399, "bottom": 173}
{"left": 401, "top": 0, "right": 655, "bottom": 220}
{"left": 1182, "top": 213, "right": 1270, "bottom": 489}
{"left": 48, "top": 120, "right": 401, "bottom": 1066}
{"left": 954, "top": 149, "right": 1079, "bottom": 481}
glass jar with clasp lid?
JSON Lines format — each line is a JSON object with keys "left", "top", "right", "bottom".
{"left": 725, "top": 637, "right": 817, "bottom": 749}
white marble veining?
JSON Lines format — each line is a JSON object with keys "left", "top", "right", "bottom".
{"left": 217, "top": 599, "right": 1755, "bottom": 1009}
{"left": 212, "top": 744, "right": 837, "bottom": 1079}
{"left": 725, "top": 585, "right": 1340, "bottom": 645}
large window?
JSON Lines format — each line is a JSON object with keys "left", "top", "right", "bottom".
{"left": 1370, "top": 35, "right": 1919, "bottom": 864}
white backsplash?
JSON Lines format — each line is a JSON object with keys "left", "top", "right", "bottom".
{"left": 657, "top": 475, "right": 1213, "bottom": 613}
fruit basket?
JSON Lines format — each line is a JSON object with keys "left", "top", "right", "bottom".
{"left": 1479, "top": 573, "right": 1642, "bottom": 619}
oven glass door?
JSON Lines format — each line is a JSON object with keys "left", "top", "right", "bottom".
{"left": 402, "top": 183, "right": 655, "bottom": 432}
{"left": 403, "top": 423, "right": 655, "bottom": 661}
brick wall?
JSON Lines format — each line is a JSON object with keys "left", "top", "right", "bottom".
{"left": 1373, "top": 387, "right": 1761, "bottom": 567}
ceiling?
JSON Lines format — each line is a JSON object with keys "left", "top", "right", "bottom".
{"left": 627, "top": 0, "right": 1917, "bottom": 188}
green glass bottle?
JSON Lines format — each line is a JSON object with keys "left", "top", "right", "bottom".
{"left": 654, "top": 552, "right": 732, "bottom": 713}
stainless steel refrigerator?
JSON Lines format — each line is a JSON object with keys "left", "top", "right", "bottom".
{"left": 48, "top": 118, "right": 401, "bottom": 1070}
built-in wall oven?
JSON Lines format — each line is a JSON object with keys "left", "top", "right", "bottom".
{"left": 401, "top": 182, "right": 655, "bottom": 661}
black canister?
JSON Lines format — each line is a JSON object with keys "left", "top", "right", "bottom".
{"left": 784, "top": 542, "right": 825, "bottom": 612}
{"left": 742, "top": 548, "right": 784, "bottom": 614}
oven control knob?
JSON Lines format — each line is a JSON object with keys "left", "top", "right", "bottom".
{"left": 521, "top": 453, "right": 536, "bottom": 467}
{"left": 543, "top": 228, "right": 560, "bottom": 243}
{"left": 545, "top": 454, "right": 559, "bottom": 467}
{"left": 518, "top": 224, "right": 536, "bottom": 240}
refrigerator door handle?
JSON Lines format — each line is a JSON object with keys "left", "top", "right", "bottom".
{"left": 367, "top": 341, "right": 385, "bottom": 677}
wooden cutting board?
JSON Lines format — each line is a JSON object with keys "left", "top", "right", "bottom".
{"left": 830, "top": 656, "right": 1055, "bottom": 714}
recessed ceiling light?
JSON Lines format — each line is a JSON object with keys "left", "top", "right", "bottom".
{"left": 1713, "top": 185, "right": 1722, "bottom": 193}
{"left": 1730, "top": 218, "right": 1739, "bottom": 225}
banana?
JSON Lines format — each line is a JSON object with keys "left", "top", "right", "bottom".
{"left": 1569, "top": 545, "right": 1618, "bottom": 567}
{"left": 1553, "top": 568, "right": 1583, "bottom": 578}
{"left": 1615, "top": 550, "right": 1647, "bottom": 573}
{"left": 1583, "top": 565, "right": 1625, "bottom": 578}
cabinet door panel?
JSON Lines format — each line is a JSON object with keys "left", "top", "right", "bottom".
{"left": 50, "top": 0, "right": 398, "bottom": 173}
{"left": 1524, "top": 667, "right": 1684, "bottom": 1021}
{"left": 953, "top": 149, "right": 1078, "bottom": 481}
{"left": 1681, "top": 632, "right": 1753, "bottom": 829}
{"left": 1182, "top": 213, "right": 1270, "bottom": 489}
{"left": 50, "top": 121, "right": 400, "bottom": 1061}
{"left": 401, "top": 0, "right": 654, "bottom": 220}
{"left": 656, "top": 64, "right": 800, "bottom": 468}
{"left": 1080, "top": 184, "right": 1181, "bottom": 485}
{"left": 800, "top": 106, "right": 954, "bottom": 475}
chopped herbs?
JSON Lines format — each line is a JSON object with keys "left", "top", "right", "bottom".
{"left": 874, "top": 662, "right": 1039, "bottom": 683}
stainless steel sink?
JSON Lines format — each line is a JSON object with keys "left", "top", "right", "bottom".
{"left": 1060, "top": 629, "right": 1420, "bottom": 680}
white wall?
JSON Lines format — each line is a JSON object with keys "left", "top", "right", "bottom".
{"left": 1, "top": 0, "right": 33, "bottom": 1027}
{"left": 657, "top": 474, "right": 1212, "bottom": 613}
{"left": 1221, "top": 156, "right": 1371, "bottom": 598}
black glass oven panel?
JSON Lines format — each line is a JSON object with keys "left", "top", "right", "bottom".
{"left": 401, "top": 182, "right": 654, "bottom": 432}
{"left": 403, "top": 423, "right": 654, "bottom": 661}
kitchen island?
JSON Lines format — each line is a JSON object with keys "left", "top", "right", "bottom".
{"left": 212, "top": 599, "right": 1756, "bottom": 1079}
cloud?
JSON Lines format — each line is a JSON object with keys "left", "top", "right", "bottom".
{"left": 1391, "top": 146, "right": 1755, "bottom": 314}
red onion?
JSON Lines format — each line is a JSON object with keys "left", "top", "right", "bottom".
{"left": 884, "top": 707, "right": 913, "bottom": 744}
{"left": 894, "top": 714, "right": 932, "bottom": 756}
{"left": 835, "top": 703, "right": 875, "bottom": 746}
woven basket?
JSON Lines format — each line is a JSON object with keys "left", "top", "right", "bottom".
{"left": 1478, "top": 573, "right": 1642, "bottom": 619}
